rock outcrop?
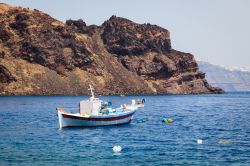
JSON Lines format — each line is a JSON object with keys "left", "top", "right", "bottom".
{"left": 0, "top": 64, "right": 16, "bottom": 83}
{"left": 0, "top": 3, "right": 223, "bottom": 95}
{"left": 199, "top": 61, "right": 250, "bottom": 92}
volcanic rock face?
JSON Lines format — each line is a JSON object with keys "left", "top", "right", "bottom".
{"left": 0, "top": 65, "right": 16, "bottom": 83}
{"left": 102, "top": 16, "right": 171, "bottom": 56}
{"left": 0, "top": 3, "right": 223, "bottom": 95}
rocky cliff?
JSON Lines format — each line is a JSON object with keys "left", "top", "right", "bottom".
{"left": 0, "top": 3, "right": 223, "bottom": 95}
{"left": 199, "top": 61, "right": 250, "bottom": 92}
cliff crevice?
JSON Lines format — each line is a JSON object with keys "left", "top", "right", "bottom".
{"left": 0, "top": 3, "right": 224, "bottom": 95}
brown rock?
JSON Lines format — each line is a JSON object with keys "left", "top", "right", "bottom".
{"left": 0, "top": 3, "right": 224, "bottom": 95}
{"left": 0, "top": 65, "right": 16, "bottom": 83}
{"left": 102, "top": 16, "right": 171, "bottom": 55}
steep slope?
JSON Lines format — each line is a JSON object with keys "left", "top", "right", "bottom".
{"left": 0, "top": 3, "right": 223, "bottom": 95}
{"left": 199, "top": 61, "right": 250, "bottom": 91}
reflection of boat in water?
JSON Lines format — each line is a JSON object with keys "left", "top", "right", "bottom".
{"left": 57, "top": 85, "right": 144, "bottom": 128}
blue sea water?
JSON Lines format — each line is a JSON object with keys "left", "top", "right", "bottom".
{"left": 0, "top": 93, "right": 250, "bottom": 166}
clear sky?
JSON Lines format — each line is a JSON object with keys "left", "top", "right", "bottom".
{"left": 2, "top": 0, "right": 250, "bottom": 68}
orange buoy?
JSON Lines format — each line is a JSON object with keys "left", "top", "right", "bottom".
{"left": 167, "top": 118, "right": 173, "bottom": 123}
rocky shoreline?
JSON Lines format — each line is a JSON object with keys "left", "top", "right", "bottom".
{"left": 0, "top": 3, "right": 224, "bottom": 95}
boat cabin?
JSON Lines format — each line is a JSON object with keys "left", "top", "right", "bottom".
{"left": 79, "top": 97, "right": 102, "bottom": 116}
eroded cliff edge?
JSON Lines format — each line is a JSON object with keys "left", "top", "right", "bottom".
{"left": 0, "top": 3, "right": 224, "bottom": 95}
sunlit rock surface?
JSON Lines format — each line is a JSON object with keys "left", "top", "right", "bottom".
{"left": 0, "top": 3, "right": 223, "bottom": 95}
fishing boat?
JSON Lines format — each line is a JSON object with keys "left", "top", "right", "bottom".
{"left": 57, "top": 85, "right": 144, "bottom": 128}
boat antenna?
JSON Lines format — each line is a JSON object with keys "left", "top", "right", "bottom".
{"left": 89, "top": 84, "right": 95, "bottom": 98}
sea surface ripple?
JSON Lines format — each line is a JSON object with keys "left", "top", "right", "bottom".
{"left": 0, "top": 92, "right": 250, "bottom": 165}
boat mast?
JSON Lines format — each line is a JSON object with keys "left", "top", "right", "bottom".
{"left": 89, "top": 84, "right": 95, "bottom": 99}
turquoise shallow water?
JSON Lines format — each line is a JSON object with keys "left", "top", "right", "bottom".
{"left": 0, "top": 93, "right": 250, "bottom": 165}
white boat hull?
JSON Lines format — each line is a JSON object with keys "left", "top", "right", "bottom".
{"left": 58, "top": 110, "right": 136, "bottom": 128}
